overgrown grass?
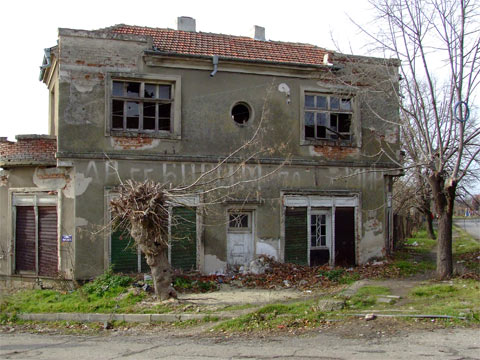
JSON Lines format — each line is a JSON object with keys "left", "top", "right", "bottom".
{"left": 214, "top": 300, "right": 325, "bottom": 332}
{"left": 452, "top": 226, "right": 480, "bottom": 255}
{"left": 401, "top": 279, "right": 480, "bottom": 320}
{"left": 404, "top": 231, "right": 437, "bottom": 254}
{"left": 0, "top": 270, "right": 145, "bottom": 314}
{"left": 347, "top": 285, "right": 391, "bottom": 309}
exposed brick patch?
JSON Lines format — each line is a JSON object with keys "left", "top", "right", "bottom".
{"left": 0, "top": 135, "right": 56, "bottom": 167}
{"left": 313, "top": 145, "right": 359, "bottom": 160}
{"left": 112, "top": 136, "right": 154, "bottom": 150}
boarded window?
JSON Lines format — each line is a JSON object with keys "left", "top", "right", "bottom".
{"left": 171, "top": 207, "right": 197, "bottom": 271}
{"left": 284, "top": 207, "right": 308, "bottom": 265}
{"left": 334, "top": 207, "right": 356, "bottom": 266}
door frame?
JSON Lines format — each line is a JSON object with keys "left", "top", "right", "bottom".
{"left": 226, "top": 208, "right": 255, "bottom": 267}
{"left": 12, "top": 192, "right": 59, "bottom": 276}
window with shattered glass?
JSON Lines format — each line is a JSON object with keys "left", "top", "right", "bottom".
{"left": 111, "top": 80, "right": 173, "bottom": 133}
{"left": 304, "top": 94, "right": 353, "bottom": 142}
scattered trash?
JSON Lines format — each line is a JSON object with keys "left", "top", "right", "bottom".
{"left": 144, "top": 274, "right": 152, "bottom": 282}
{"left": 103, "top": 321, "right": 112, "bottom": 330}
{"left": 410, "top": 241, "right": 419, "bottom": 247}
{"left": 365, "top": 314, "right": 377, "bottom": 321}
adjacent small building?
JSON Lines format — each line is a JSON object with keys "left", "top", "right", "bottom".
{"left": 0, "top": 17, "right": 401, "bottom": 284}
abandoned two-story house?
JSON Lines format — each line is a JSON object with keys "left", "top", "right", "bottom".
{"left": 0, "top": 17, "right": 401, "bottom": 284}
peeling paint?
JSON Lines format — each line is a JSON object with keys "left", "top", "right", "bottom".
{"left": 385, "top": 129, "right": 398, "bottom": 144}
{"left": 0, "top": 170, "right": 9, "bottom": 187}
{"left": 62, "top": 172, "right": 92, "bottom": 199}
{"left": 63, "top": 80, "right": 101, "bottom": 125}
{"left": 33, "top": 167, "right": 67, "bottom": 189}
{"left": 204, "top": 254, "right": 227, "bottom": 275}
{"left": 111, "top": 137, "right": 161, "bottom": 150}
{"left": 256, "top": 239, "right": 279, "bottom": 260}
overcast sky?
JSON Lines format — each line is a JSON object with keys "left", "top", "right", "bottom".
{"left": 0, "top": 0, "right": 376, "bottom": 140}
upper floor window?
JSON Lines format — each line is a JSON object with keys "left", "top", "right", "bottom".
{"left": 304, "top": 93, "right": 353, "bottom": 142}
{"left": 111, "top": 80, "right": 174, "bottom": 133}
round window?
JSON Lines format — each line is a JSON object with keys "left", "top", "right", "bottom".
{"left": 231, "top": 102, "right": 251, "bottom": 126}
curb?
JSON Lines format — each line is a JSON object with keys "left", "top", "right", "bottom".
{"left": 15, "top": 312, "right": 235, "bottom": 323}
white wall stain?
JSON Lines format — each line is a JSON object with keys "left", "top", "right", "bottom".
{"left": 256, "top": 239, "right": 279, "bottom": 260}
{"left": 204, "top": 254, "right": 227, "bottom": 275}
{"left": 76, "top": 217, "right": 88, "bottom": 227}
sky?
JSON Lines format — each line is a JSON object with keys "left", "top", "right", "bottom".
{"left": 0, "top": 0, "right": 374, "bottom": 140}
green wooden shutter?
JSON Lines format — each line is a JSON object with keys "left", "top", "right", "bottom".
{"left": 111, "top": 228, "right": 138, "bottom": 273}
{"left": 285, "top": 207, "right": 308, "bottom": 265}
{"left": 171, "top": 207, "right": 197, "bottom": 271}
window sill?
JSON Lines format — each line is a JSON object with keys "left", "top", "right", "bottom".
{"left": 301, "top": 139, "right": 354, "bottom": 147}
{"left": 109, "top": 130, "right": 181, "bottom": 140}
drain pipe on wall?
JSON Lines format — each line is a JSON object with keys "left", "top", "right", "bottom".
{"left": 210, "top": 55, "right": 219, "bottom": 77}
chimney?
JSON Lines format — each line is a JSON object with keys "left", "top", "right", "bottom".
{"left": 177, "top": 16, "right": 196, "bottom": 32}
{"left": 252, "top": 25, "right": 265, "bottom": 41}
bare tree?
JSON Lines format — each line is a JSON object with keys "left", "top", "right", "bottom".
{"left": 364, "top": 0, "right": 480, "bottom": 278}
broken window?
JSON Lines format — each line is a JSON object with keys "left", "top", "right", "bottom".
{"left": 111, "top": 80, "right": 173, "bottom": 134}
{"left": 304, "top": 94, "right": 352, "bottom": 142}
{"left": 229, "top": 212, "right": 250, "bottom": 229}
{"left": 231, "top": 102, "right": 251, "bottom": 126}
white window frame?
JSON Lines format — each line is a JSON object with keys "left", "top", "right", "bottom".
{"left": 309, "top": 209, "right": 332, "bottom": 250}
{"left": 299, "top": 86, "right": 360, "bottom": 147}
{"left": 105, "top": 73, "right": 182, "bottom": 139}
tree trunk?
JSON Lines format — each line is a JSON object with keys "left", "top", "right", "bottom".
{"left": 425, "top": 210, "right": 435, "bottom": 239}
{"left": 429, "top": 173, "right": 456, "bottom": 280}
{"left": 145, "top": 249, "right": 177, "bottom": 300}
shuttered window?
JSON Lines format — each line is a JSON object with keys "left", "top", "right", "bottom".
{"left": 110, "top": 228, "right": 138, "bottom": 273}
{"left": 15, "top": 205, "right": 58, "bottom": 276}
{"left": 171, "top": 207, "right": 197, "bottom": 271}
{"left": 15, "top": 206, "right": 36, "bottom": 272}
{"left": 38, "top": 207, "right": 58, "bottom": 276}
{"left": 284, "top": 207, "right": 308, "bottom": 265}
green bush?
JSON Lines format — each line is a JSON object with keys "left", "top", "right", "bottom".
{"left": 82, "top": 268, "right": 133, "bottom": 297}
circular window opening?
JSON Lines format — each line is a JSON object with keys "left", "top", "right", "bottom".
{"left": 231, "top": 103, "right": 251, "bottom": 125}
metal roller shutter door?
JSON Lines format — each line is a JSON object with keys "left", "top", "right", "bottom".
{"left": 15, "top": 206, "right": 36, "bottom": 272}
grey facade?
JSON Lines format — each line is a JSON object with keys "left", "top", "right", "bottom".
{"left": 0, "top": 20, "right": 401, "bottom": 282}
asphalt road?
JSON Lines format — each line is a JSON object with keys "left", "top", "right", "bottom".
{"left": 1, "top": 328, "right": 479, "bottom": 359}
{"left": 454, "top": 218, "right": 480, "bottom": 240}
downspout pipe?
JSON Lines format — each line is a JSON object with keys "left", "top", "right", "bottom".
{"left": 38, "top": 48, "right": 52, "bottom": 81}
{"left": 210, "top": 55, "right": 219, "bottom": 77}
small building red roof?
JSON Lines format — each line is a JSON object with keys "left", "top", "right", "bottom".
{"left": 107, "top": 24, "right": 331, "bottom": 66}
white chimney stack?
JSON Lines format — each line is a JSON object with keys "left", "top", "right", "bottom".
{"left": 177, "top": 17, "right": 196, "bottom": 32}
{"left": 252, "top": 25, "right": 265, "bottom": 41}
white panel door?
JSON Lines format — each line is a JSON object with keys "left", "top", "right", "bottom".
{"left": 227, "top": 212, "right": 254, "bottom": 267}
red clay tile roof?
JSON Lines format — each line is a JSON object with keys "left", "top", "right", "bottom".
{"left": 106, "top": 24, "right": 331, "bottom": 66}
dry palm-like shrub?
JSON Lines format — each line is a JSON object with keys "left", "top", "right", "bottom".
{"left": 110, "top": 179, "right": 176, "bottom": 299}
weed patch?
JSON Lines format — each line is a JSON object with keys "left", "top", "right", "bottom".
{"left": 402, "top": 280, "right": 480, "bottom": 321}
